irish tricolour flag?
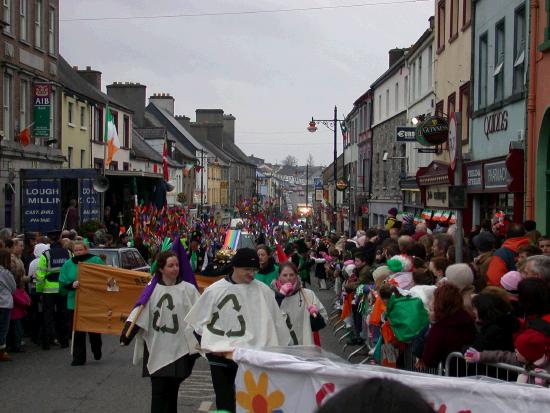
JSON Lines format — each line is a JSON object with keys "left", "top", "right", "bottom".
{"left": 105, "top": 106, "right": 120, "bottom": 166}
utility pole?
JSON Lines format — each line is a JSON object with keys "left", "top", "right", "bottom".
{"left": 333, "top": 106, "right": 338, "bottom": 233}
{"left": 200, "top": 148, "right": 204, "bottom": 218}
{"left": 454, "top": 112, "right": 463, "bottom": 263}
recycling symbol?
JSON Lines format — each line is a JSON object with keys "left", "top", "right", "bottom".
{"left": 152, "top": 293, "right": 179, "bottom": 334}
{"left": 206, "top": 294, "right": 246, "bottom": 337}
{"left": 284, "top": 313, "right": 299, "bottom": 345}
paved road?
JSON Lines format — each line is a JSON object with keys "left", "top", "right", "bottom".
{"left": 0, "top": 281, "right": 346, "bottom": 412}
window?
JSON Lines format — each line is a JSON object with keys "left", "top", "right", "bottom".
{"left": 68, "top": 101, "right": 74, "bottom": 125}
{"left": 437, "top": 0, "right": 446, "bottom": 50}
{"left": 411, "top": 62, "right": 416, "bottom": 101}
{"left": 3, "top": 72, "right": 13, "bottom": 140}
{"left": 94, "top": 158, "right": 103, "bottom": 170}
{"left": 111, "top": 109, "right": 118, "bottom": 133}
{"left": 450, "top": 0, "right": 459, "bottom": 39}
{"left": 3, "top": 0, "right": 11, "bottom": 34}
{"left": 418, "top": 56, "right": 423, "bottom": 95}
{"left": 494, "top": 20, "right": 505, "bottom": 102}
{"left": 80, "top": 106, "right": 85, "bottom": 128}
{"left": 478, "top": 32, "right": 488, "bottom": 108}
{"left": 48, "top": 6, "right": 55, "bottom": 54}
{"left": 435, "top": 100, "right": 444, "bottom": 116}
{"left": 378, "top": 95, "right": 381, "bottom": 121}
{"left": 19, "top": 79, "right": 29, "bottom": 132}
{"left": 80, "top": 149, "right": 85, "bottom": 167}
{"left": 67, "top": 146, "right": 73, "bottom": 168}
{"left": 448, "top": 92, "right": 456, "bottom": 116}
{"left": 109, "top": 161, "right": 118, "bottom": 171}
{"left": 34, "top": 0, "right": 42, "bottom": 48}
{"left": 394, "top": 82, "right": 399, "bottom": 111}
{"left": 123, "top": 162, "right": 129, "bottom": 171}
{"left": 513, "top": 5, "right": 526, "bottom": 93}
{"left": 404, "top": 75, "right": 409, "bottom": 104}
{"left": 459, "top": 82, "right": 470, "bottom": 143}
{"left": 428, "top": 45, "right": 433, "bottom": 86}
{"left": 385, "top": 89, "right": 389, "bottom": 117}
{"left": 123, "top": 115, "right": 129, "bottom": 148}
{"left": 94, "top": 107, "right": 103, "bottom": 142}
{"left": 462, "top": 0, "right": 471, "bottom": 28}
{"left": 20, "top": 0, "right": 27, "bottom": 40}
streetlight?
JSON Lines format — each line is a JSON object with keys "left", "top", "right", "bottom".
{"left": 307, "top": 106, "right": 345, "bottom": 233}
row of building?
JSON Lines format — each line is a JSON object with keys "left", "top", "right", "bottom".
{"left": 322, "top": 0, "right": 550, "bottom": 235}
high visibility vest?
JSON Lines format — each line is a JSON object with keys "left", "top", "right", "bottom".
{"left": 36, "top": 247, "right": 71, "bottom": 294}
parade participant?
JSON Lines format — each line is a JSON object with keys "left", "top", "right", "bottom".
{"left": 0, "top": 249, "right": 16, "bottom": 361}
{"left": 185, "top": 248, "right": 290, "bottom": 413}
{"left": 36, "top": 230, "right": 72, "bottom": 350}
{"left": 291, "top": 239, "right": 313, "bottom": 287}
{"left": 271, "top": 262, "right": 327, "bottom": 345}
{"left": 187, "top": 230, "right": 206, "bottom": 273}
{"left": 254, "top": 245, "right": 279, "bottom": 286}
{"left": 121, "top": 250, "right": 200, "bottom": 413}
{"left": 59, "top": 241, "right": 104, "bottom": 366}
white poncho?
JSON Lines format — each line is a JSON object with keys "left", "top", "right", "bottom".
{"left": 280, "top": 288, "right": 327, "bottom": 345}
{"left": 129, "top": 281, "right": 200, "bottom": 374}
{"left": 185, "top": 278, "right": 291, "bottom": 353}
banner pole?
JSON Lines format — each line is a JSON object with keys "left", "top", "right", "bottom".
{"left": 125, "top": 305, "right": 144, "bottom": 338}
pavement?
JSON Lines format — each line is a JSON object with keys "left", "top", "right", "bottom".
{"left": 0, "top": 280, "right": 348, "bottom": 412}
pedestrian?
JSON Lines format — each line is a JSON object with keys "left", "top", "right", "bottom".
{"left": 0, "top": 249, "right": 16, "bottom": 361}
{"left": 538, "top": 236, "right": 550, "bottom": 256}
{"left": 63, "top": 199, "right": 79, "bottom": 231}
{"left": 271, "top": 262, "right": 327, "bottom": 345}
{"left": 486, "top": 223, "right": 530, "bottom": 286}
{"left": 120, "top": 250, "right": 200, "bottom": 413}
{"left": 36, "top": 230, "right": 72, "bottom": 350}
{"left": 7, "top": 269, "right": 31, "bottom": 353}
{"left": 385, "top": 208, "right": 398, "bottom": 230}
{"left": 185, "top": 248, "right": 290, "bottom": 413}
{"left": 254, "top": 245, "right": 279, "bottom": 286}
{"left": 59, "top": 240, "right": 104, "bottom": 366}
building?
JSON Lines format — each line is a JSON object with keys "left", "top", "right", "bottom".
{"left": 344, "top": 101, "right": 360, "bottom": 233}
{"left": 0, "top": 0, "right": 64, "bottom": 231}
{"left": 321, "top": 154, "right": 344, "bottom": 232}
{"left": 369, "top": 48, "right": 409, "bottom": 226}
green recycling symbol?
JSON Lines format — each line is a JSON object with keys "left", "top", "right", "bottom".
{"left": 152, "top": 293, "right": 179, "bottom": 334}
{"left": 206, "top": 294, "right": 246, "bottom": 337}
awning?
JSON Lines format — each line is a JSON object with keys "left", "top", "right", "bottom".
{"left": 105, "top": 170, "right": 162, "bottom": 179}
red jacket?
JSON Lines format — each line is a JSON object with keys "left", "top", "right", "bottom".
{"left": 10, "top": 288, "right": 31, "bottom": 320}
{"left": 486, "top": 237, "right": 531, "bottom": 286}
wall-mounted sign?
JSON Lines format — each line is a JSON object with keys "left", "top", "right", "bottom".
{"left": 22, "top": 179, "right": 61, "bottom": 232}
{"left": 315, "top": 189, "right": 323, "bottom": 201}
{"left": 484, "top": 110, "right": 508, "bottom": 136}
{"left": 415, "top": 116, "right": 449, "bottom": 146}
{"left": 33, "top": 83, "right": 52, "bottom": 138}
{"left": 426, "top": 185, "right": 449, "bottom": 208}
{"left": 448, "top": 113, "right": 458, "bottom": 170}
{"left": 396, "top": 126, "right": 416, "bottom": 142}
{"left": 79, "top": 178, "right": 101, "bottom": 224}
{"left": 484, "top": 160, "right": 510, "bottom": 189}
{"left": 336, "top": 179, "right": 348, "bottom": 191}
{"left": 466, "top": 163, "right": 483, "bottom": 190}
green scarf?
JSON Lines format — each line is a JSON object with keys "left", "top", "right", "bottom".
{"left": 191, "top": 251, "right": 198, "bottom": 272}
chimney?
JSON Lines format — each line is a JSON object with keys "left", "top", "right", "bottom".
{"left": 223, "top": 114, "right": 235, "bottom": 144}
{"left": 429, "top": 16, "right": 435, "bottom": 30}
{"left": 150, "top": 93, "right": 175, "bottom": 116}
{"left": 77, "top": 66, "right": 102, "bottom": 90}
{"left": 388, "top": 48, "right": 406, "bottom": 68}
{"left": 106, "top": 82, "right": 147, "bottom": 127}
{"left": 175, "top": 115, "right": 191, "bottom": 130}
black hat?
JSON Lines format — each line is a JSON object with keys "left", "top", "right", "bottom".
{"left": 231, "top": 248, "right": 260, "bottom": 268}
{"left": 473, "top": 231, "right": 495, "bottom": 253}
{"left": 47, "top": 230, "right": 62, "bottom": 240}
{"left": 191, "top": 230, "right": 202, "bottom": 242}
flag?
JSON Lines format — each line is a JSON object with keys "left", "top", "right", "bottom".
{"left": 105, "top": 106, "right": 120, "bottom": 167}
{"left": 17, "top": 123, "right": 33, "bottom": 146}
{"left": 172, "top": 236, "right": 198, "bottom": 289}
{"left": 275, "top": 239, "right": 288, "bottom": 263}
{"left": 340, "top": 122, "right": 348, "bottom": 146}
{"left": 162, "top": 140, "right": 169, "bottom": 181}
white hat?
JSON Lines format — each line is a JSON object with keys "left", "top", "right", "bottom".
{"left": 33, "top": 243, "right": 50, "bottom": 258}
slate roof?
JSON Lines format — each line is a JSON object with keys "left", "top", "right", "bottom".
{"left": 132, "top": 129, "right": 184, "bottom": 168}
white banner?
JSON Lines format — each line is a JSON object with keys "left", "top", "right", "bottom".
{"left": 233, "top": 347, "right": 550, "bottom": 413}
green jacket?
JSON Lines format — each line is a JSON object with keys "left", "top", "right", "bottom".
{"left": 59, "top": 254, "right": 104, "bottom": 310}
{"left": 255, "top": 262, "right": 279, "bottom": 286}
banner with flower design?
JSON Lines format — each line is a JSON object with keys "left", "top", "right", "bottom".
{"left": 233, "top": 347, "right": 550, "bottom": 413}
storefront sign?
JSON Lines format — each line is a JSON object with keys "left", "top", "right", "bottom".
{"left": 484, "top": 160, "right": 510, "bottom": 189}
{"left": 484, "top": 110, "right": 508, "bottom": 136}
{"left": 426, "top": 185, "right": 449, "bottom": 208}
{"left": 314, "top": 177, "right": 323, "bottom": 189}
{"left": 22, "top": 179, "right": 61, "bottom": 232}
{"left": 32, "top": 83, "right": 52, "bottom": 138}
{"left": 396, "top": 126, "right": 416, "bottom": 142}
{"left": 466, "top": 163, "right": 483, "bottom": 190}
{"left": 79, "top": 179, "right": 101, "bottom": 224}
{"left": 415, "top": 116, "right": 449, "bottom": 146}
{"left": 448, "top": 113, "right": 458, "bottom": 170}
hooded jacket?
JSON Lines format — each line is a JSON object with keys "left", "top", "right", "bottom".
{"left": 486, "top": 237, "right": 531, "bottom": 286}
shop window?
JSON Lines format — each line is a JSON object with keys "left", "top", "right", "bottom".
{"left": 418, "top": 55, "right": 422, "bottom": 95}
{"left": 109, "top": 161, "right": 118, "bottom": 171}
{"left": 395, "top": 82, "right": 399, "bottom": 112}
{"left": 435, "top": 100, "right": 444, "bottom": 116}
{"left": 437, "top": 0, "right": 446, "bottom": 51}
{"left": 513, "top": 5, "right": 526, "bottom": 94}
{"left": 48, "top": 6, "right": 55, "bottom": 55}
{"left": 459, "top": 82, "right": 470, "bottom": 143}
{"left": 123, "top": 162, "right": 129, "bottom": 171}
{"left": 448, "top": 92, "right": 456, "bottom": 116}
{"left": 94, "top": 158, "right": 103, "bottom": 170}
{"left": 462, "top": 0, "right": 471, "bottom": 29}
{"left": 450, "top": 0, "right": 459, "bottom": 40}
{"left": 80, "top": 149, "right": 86, "bottom": 167}
{"left": 80, "top": 106, "right": 86, "bottom": 128}
{"left": 494, "top": 20, "right": 505, "bottom": 102}
{"left": 478, "top": 32, "right": 488, "bottom": 108}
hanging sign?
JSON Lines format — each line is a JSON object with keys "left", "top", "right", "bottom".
{"left": 448, "top": 112, "right": 458, "bottom": 170}
{"left": 33, "top": 83, "right": 52, "bottom": 138}
{"left": 415, "top": 115, "right": 449, "bottom": 146}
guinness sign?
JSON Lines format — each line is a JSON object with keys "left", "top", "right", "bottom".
{"left": 415, "top": 116, "right": 449, "bottom": 146}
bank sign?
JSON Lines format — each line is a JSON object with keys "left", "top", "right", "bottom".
{"left": 22, "top": 179, "right": 61, "bottom": 232}
{"left": 33, "top": 83, "right": 51, "bottom": 138}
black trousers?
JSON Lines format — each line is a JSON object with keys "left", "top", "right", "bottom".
{"left": 208, "top": 357, "right": 239, "bottom": 413}
{"left": 41, "top": 293, "right": 68, "bottom": 347}
{"left": 150, "top": 376, "right": 184, "bottom": 413}
{"left": 69, "top": 310, "right": 102, "bottom": 363}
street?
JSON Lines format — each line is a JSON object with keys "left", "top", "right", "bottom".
{"left": 0, "top": 283, "right": 343, "bottom": 413}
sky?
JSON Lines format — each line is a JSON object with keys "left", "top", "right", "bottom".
{"left": 60, "top": 0, "right": 434, "bottom": 166}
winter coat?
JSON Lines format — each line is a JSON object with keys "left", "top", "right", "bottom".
{"left": 422, "top": 309, "right": 476, "bottom": 368}
{"left": 472, "top": 313, "right": 520, "bottom": 352}
{"left": 0, "top": 266, "right": 16, "bottom": 309}
{"left": 10, "top": 288, "right": 31, "bottom": 320}
{"left": 59, "top": 253, "right": 104, "bottom": 310}
{"left": 486, "top": 237, "right": 531, "bottom": 286}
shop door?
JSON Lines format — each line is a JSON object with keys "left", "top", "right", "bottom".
{"left": 4, "top": 184, "right": 13, "bottom": 229}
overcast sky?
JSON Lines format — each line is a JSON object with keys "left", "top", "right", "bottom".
{"left": 60, "top": 0, "right": 433, "bottom": 166}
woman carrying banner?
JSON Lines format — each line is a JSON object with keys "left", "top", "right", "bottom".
{"left": 59, "top": 240, "right": 104, "bottom": 366}
{"left": 120, "top": 250, "right": 200, "bottom": 413}
{"left": 271, "top": 262, "right": 327, "bottom": 345}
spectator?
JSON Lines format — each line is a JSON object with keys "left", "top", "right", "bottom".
{"left": 429, "top": 257, "right": 447, "bottom": 283}
{"left": 517, "top": 278, "right": 550, "bottom": 319}
{"left": 385, "top": 208, "right": 398, "bottom": 230}
{"left": 486, "top": 223, "right": 530, "bottom": 287}
{"left": 22, "top": 233, "right": 37, "bottom": 274}
{"left": 517, "top": 245, "right": 542, "bottom": 271}
{"left": 413, "top": 223, "right": 429, "bottom": 241}
{"left": 7, "top": 269, "right": 31, "bottom": 353}
{"left": 432, "top": 234, "right": 453, "bottom": 258}
{"left": 0, "top": 249, "right": 16, "bottom": 361}
{"left": 500, "top": 271, "right": 522, "bottom": 314}
{"left": 444, "top": 264, "right": 475, "bottom": 316}
{"left": 398, "top": 235, "right": 414, "bottom": 254}
{"left": 420, "top": 283, "right": 476, "bottom": 368}
{"left": 524, "top": 220, "right": 537, "bottom": 232}
{"left": 526, "top": 230, "right": 542, "bottom": 246}
{"left": 522, "top": 255, "right": 550, "bottom": 283}
{"left": 538, "top": 236, "right": 550, "bottom": 256}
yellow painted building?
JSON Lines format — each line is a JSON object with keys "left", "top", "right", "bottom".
{"left": 61, "top": 93, "right": 92, "bottom": 168}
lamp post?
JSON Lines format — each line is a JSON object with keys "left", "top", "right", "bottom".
{"left": 199, "top": 149, "right": 219, "bottom": 220}
{"left": 307, "top": 106, "right": 345, "bottom": 233}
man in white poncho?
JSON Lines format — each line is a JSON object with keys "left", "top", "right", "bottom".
{"left": 185, "top": 248, "right": 291, "bottom": 413}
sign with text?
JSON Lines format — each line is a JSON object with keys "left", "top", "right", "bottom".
{"left": 466, "top": 163, "right": 483, "bottom": 190}
{"left": 22, "top": 179, "right": 61, "bottom": 232}
{"left": 484, "top": 110, "right": 508, "bottom": 136}
{"left": 79, "top": 178, "right": 101, "bottom": 224}
{"left": 484, "top": 160, "right": 510, "bottom": 189}
{"left": 32, "top": 83, "right": 51, "bottom": 138}
{"left": 426, "top": 185, "right": 449, "bottom": 208}
{"left": 315, "top": 189, "right": 323, "bottom": 202}
{"left": 396, "top": 126, "right": 416, "bottom": 142}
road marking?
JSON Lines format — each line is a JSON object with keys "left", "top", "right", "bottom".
{"left": 198, "top": 401, "right": 213, "bottom": 411}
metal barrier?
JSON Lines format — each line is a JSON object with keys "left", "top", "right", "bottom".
{"left": 445, "top": 352, "right": 550, "bottom": 386}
